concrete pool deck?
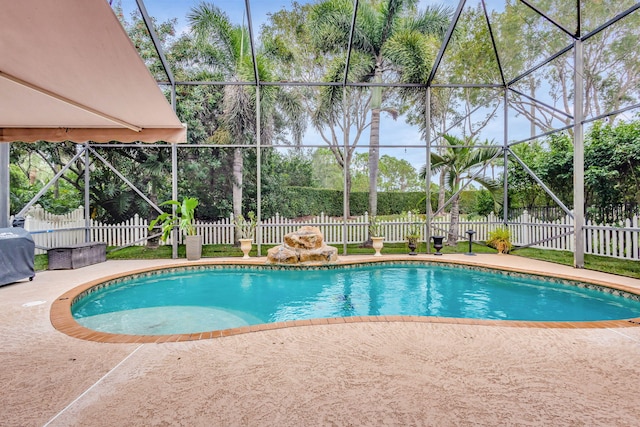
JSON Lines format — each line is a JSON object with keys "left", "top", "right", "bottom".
{"left": 2, "top": 254, "right": 640, "bottom": 426}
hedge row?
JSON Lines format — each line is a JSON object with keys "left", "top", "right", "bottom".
{"left": 275, "top": 187, "right": 492, "bottom": 218}
{"left": 281, "top": 187, "right": 437, "bottom": 217}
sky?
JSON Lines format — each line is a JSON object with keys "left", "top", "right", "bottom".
{"left": 119, "top": 0, "right": 450, "bottom": 33}
{"left": 113, "top": 0, "right": 552, "bottom": 169}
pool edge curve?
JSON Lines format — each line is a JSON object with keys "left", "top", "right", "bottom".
{"left": 50, "top": 256, "right": 640, "bottom": 343}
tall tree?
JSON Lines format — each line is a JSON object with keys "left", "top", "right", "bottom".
{"left": 585, "top": 120, "right": 640, "bottom": 221}
{"left": 408, "top": 5, "right": 503, "bottom": 213}
{"left": 495, "top": 0, "right": 640, "bottom": 130}
{"left": 378, "top": 155, "right": 423, "bottom": 192}
{"left": 188, "top": 2, "right": 304, "bottom": 230}
{"left": 308, "top": 0, "right": 450, "bottom": 223}
{"left": 188, "top": 3, "right": 258, "bottom": 227}
{"left": 536, "top": 133, "right": 574, "bottom": 206}
{"left": 506, "top": 141, "right": 549, "bottom": 210}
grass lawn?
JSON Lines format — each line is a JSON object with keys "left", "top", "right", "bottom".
{"left": 33, "top": 241, "right": 640, "bottom": 279}
{"left": 512, "top": 247, "right": 640, "bottom": 279}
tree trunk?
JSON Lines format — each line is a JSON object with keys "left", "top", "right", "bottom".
{"left": 232, "top": 147, "right": 243, "bottom": 242}
{"left": 368, "top": 71, "right": 383, "bottom": 220}
{"left": 368, "top": 106, "right": 381, "bottom": 218}
{"left": 365, "top": 105, "right": 381, "bottom": 247}
{"left": 437, "top": 122, "right": 447, "bottom": 214}
{"left": 447, "top": 195, "right": 460, "bottom": 246}
{"left": 344, "top": 160, "right": 352, "bottom": 218}
{"left": 438, "top": 171, "right": 446, "bottom": 214}
{"left": 146, "top": 191, "right": 160, "bottom": 249}
{"left": 54, "top": 164, "right": 60, "bottom": 198}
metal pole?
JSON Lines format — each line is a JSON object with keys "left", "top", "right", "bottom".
{"left": 135, "top": 0, "right": 175, "bottom": 86}
{"left": 425, "top": 87, "right": 432, "bottom": 254}
{"left": 503, "top": 88, "right": 509, "bottom": 225}
{"left": 256, "top": 85, "right": 262, "bottom": 256}
{"left": 573, "top": 38, "right": 585, "bottom": 268}
{"left": 171, "top": 142, "right": 178, "bottom": 259}
{"left": 84, "top": 143, "right": 91, "bottom": 242}
{"left": 170, "top": 72, "right": 179, "bottom": 260}
{"left": 342, "top": 86, "right": 348, "bottom": 256}
{"left": 0, "top": 143, "right": 9, "bottom": 228}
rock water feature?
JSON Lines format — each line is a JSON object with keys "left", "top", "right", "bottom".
{"left": 266, "top": 226, "right": 338, "bottom": 265}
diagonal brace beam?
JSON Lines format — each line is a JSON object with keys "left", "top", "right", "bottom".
{"left": 16, "top": 148, "right": 86, "bottom": 218}
{"left": 88, "top": 147, "right": 164, "bottom": 215}
{"left": 507, "top": 148, "right": 573, "bottom": 218}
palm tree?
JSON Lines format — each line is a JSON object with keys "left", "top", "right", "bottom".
{"left": 188, "top": 3, "right": 303, "bottom": 233}
{"left": 309, "top": 0, "right": 450, "bottom": 224}
{"left": 421, "top": 134, "right": 502, "bottom": 246}
{"left": 188, "top": 3, "right": 255, "bottom": 227}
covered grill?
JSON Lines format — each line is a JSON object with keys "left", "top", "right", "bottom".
{"left": 0, "top": 227, "right": 35, "bottom": 286}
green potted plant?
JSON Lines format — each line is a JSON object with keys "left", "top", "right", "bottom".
{"left": 148, "top": 197, "right": 201, "bottom": 260}
{"left": 487, "top": 226, "right": 512, "bottom": 254}
{"left": 404, "top": 223, "right": 422, "bottom": 256}
{"left": 369, "top": 216, "right": 384, "bottom": 257}
{"left": 233, "top": 211, "right": 257, "bottom": 259}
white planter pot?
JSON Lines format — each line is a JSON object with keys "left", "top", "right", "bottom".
{"left": 239, "top": 238, "right": 253, "bottom": 259}
{"left": 371, "top": 236, "right": 384, "bottom": 257}
{"left": 185, "top": 235, "right": 202, "bottom": 261}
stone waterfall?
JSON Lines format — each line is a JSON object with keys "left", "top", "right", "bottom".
{"left": 266, "top": 226, "right": 338, "bottom": 265}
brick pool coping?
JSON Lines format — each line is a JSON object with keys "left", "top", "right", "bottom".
{"left": 50, "top": 256, "right": 640, "bottom": 343}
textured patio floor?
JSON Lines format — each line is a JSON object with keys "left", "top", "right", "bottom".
{"left": 1, "top": 254, "right": 640, "bottom": 426}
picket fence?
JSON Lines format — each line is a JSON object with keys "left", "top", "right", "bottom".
{"left": 16, "top": 205, "right": 640, "bottom": 260}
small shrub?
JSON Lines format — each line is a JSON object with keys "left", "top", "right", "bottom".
{"left": 368, "top": 216, "right": 383, "bottom": 237}
{"left": 233, "top": 211, "right": 257, "bottom": 240}
{"left": 487, "top": 227, "right": 512, "bottom": 254}
{"left": 404, "top": 222, "right": 422, "bottom": 244}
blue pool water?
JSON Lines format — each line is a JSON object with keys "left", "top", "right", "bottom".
{"left": 72, "top": 264, "right": 640, "bottom": 335}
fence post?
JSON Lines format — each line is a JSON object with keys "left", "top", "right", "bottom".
{"left": 522, "top": 210, "right": 530, "bottom": 246}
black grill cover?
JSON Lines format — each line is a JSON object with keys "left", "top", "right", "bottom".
{"left": 0, "top": 227, "right": 35, "bottom": 286}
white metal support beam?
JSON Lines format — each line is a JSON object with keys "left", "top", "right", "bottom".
{"left": 503, "top": 89, "right": 509, "bottom": 225}
{"left": 84, "top": 143, "right": 91, "bottom": 242}
{"left": 342, "top": 86, "right": 349, "bottom": 256}
{"left": 0, "top": 143, "right": 8, "bottom": 227}
{"left": 573, "top": 38, "right": 585, "bottom": 268}
{"left": 171, "top": 144, "right": 178, "bottom": 259}
{"left": 425, "top": 87, "right": 432, "bottom": 254}
{"left": 256, "top": 85, "right": 262, "bottom": 256}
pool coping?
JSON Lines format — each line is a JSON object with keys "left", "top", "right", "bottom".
{"left": 50, "top": 256, "right": 640, "bottom": 343}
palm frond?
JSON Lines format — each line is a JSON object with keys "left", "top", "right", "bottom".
{"left": 188, "top": 3, "right": 236, "bottom": 66}
{"left": 383, "top": 30, "right": 437, "bottom": 84}
{"left": 308, "top": 0, "right": 354, "bottom": 52}
{"left": 420, "top": 134, "right": 502, "bottom": 193}
{"left": 409, "top": 5, "right": 453, "bottom": 40}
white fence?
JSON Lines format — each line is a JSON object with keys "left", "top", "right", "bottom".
{"left": 19, "top": 205, "right": 86, "bottom": 253}
{"left": 16, "top": 205, "right": 640, "bottom": 260}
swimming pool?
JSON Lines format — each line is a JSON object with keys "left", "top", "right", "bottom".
{"left": 68, "top": 262, "right": 640, "bottom": 337}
